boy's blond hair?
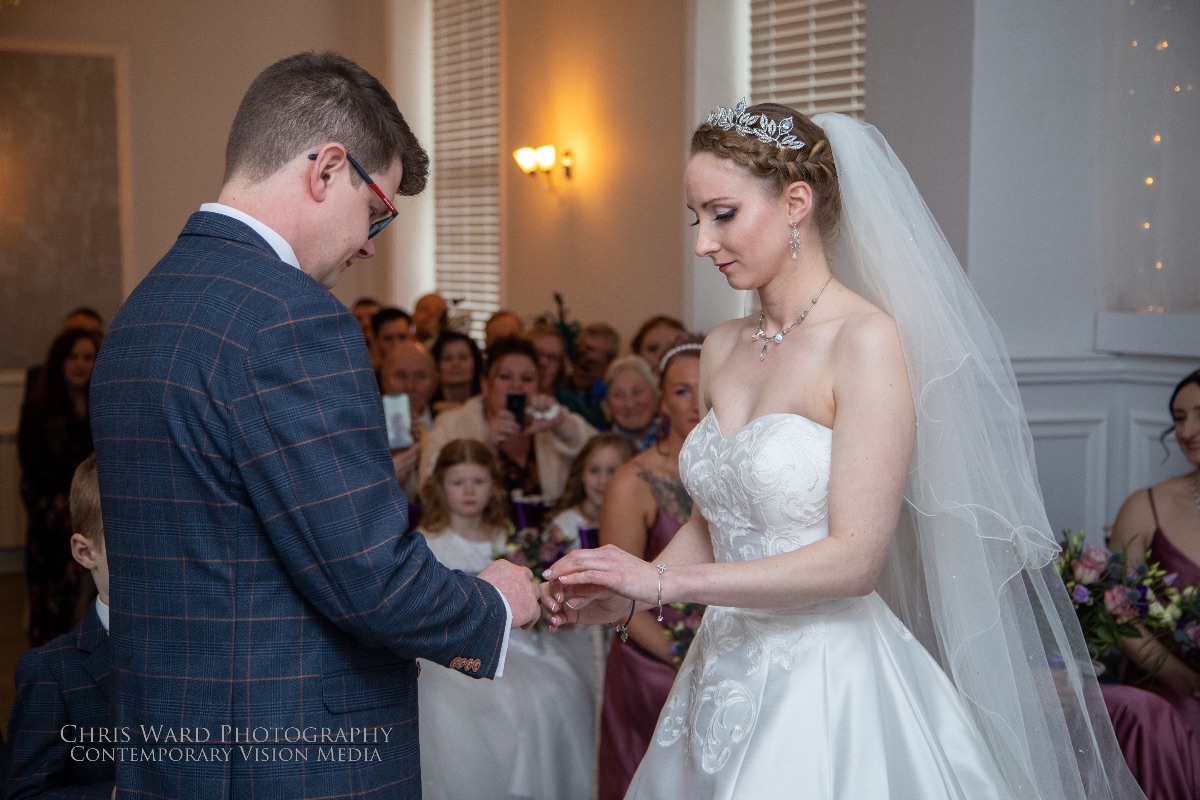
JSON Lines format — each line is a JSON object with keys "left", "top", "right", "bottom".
{"left": 69, "top": 454, "right": 104, "bottom": 547}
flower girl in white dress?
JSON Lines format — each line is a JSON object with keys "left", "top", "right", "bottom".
{"left": 416, "top": 439, "right": 596, "bottom": 800}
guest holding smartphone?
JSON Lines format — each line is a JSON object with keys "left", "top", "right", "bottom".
{"left": 421, "top": 336, "right": 596, "bottom": 507}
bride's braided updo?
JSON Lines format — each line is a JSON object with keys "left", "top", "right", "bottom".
{"left": 691, "top": 102, "right": 841, "bottom": 241}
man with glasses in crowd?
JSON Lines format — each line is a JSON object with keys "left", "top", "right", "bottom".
{"left": 90, "top": 51, "right": 539, "bottom": 799}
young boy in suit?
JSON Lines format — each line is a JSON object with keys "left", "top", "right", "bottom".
{"left": 6, "top": 453, "right": 114, "bottom": 798}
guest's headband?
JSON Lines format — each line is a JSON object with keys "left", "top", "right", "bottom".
{"left": 659, "top": 343, "right": 704, "bottom": 374}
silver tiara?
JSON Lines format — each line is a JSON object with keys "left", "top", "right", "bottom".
{"left": 707, "top": 98, "right": 804, "bottom": 152}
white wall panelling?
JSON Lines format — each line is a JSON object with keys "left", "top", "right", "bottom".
{"left": 1025, "top": 412, "right": 1108, "bottom": 543}
{"left": 1015, "top": 355, "right": 1193, "bottom": 546}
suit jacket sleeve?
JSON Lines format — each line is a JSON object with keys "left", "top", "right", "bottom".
{"left": 229, "top": 293, "right": 508, "bottom": 674}
{"left": 5, "top": 650, "right": 113, "bottom": 800}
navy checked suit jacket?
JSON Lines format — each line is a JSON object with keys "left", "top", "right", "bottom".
{"left": 89, "top": 213, "right": 509, "bottom": 798}
{"left": 5, "top": 605, "right": 114, "bottom": 799}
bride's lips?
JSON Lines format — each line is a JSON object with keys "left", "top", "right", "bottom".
{"left": 716, "top": 261, "right": 734, "bottom": 273}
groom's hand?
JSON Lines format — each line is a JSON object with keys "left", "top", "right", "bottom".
{"left": 477, "top": 559, "right": 540, "bottom": 629}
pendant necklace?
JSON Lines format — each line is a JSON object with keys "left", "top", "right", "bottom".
{"left": 752, "top": 275, "right": 833, "bottom": 361}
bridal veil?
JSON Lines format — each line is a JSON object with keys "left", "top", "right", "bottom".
{"left": 813, "top": 113, "right": 1143, "bottom": 799}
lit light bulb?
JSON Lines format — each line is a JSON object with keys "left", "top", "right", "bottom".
{"left": 1153, "top": 134, "right": 1162, "bottom": 143}
{"left": 1143, "top": 221, "right": 1151, "bottom": 229}
{"left": 1156, "top": 40, "right": 1168, "bottom": 51}
{"left": 534, "top": 146, "right": 557, "bottom": 171}
{"left": 1145, "top": 177, "right": 1154, "bottom": 185}
{"left": 1132, "top": 40, "right": 1138, "bottom": 46}
{"left": 513, "top": 147, "right": 537, "bottom": 174}
{"left": 1155, "top": 262, "right": 1164, "bottom": 270}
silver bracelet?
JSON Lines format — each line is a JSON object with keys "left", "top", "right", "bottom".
{"left": 613, "top": 599, "right": 636, "bottom": 643}
{"left": 656, "top": 564, "right": 667, "bottom": 622}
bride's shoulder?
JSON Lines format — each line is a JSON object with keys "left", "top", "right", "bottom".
{"left": 704, "top": 317, "right": 748, "bottom": 349}
{"left": 829, "top": 299, "right": 902, "bottom": 365}
{"left": 696, "top": 318, "right": 743, "bottom": 370}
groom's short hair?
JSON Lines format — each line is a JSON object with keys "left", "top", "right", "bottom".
{"left": 223, "top": 51, "right": 429, "bottom": 196}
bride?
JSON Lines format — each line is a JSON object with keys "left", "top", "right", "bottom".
{"left": 542, "top": 101, "right": 1144, "bottom": 799}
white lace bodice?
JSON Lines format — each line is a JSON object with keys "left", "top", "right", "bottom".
{"left": 680, "top": 410, "right": 833, "bottom": 563}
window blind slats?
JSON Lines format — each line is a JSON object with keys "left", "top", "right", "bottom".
{"left": 433, "top": 0, "right": 500, "bottom": 341}
{"left": 749, "top": 0, "right": 866, "bottom": 119}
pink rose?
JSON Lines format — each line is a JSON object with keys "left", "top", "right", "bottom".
{"left": 1104, "top": 586, "right": 1138, "bottom": 624}
{"left": 1071, "top": 544, "right": 1109, "bottom": 585}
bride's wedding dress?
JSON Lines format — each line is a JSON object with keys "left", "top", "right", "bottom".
{"left": 625, "top": 410, "right": 1015, "bottom": 799}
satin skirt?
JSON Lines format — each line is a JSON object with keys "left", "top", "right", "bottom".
{"left": 626, "top": 593, "right": 1015, "bottom": 800}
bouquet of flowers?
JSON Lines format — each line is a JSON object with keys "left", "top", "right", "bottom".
{"left": 500, "top": 523, "right": 571, "bottom": 583}
{"left": 662, "top": 602, "right": 705, "bottom": 664}
{"left": 1055, "top": 531, "right": 1181, "bottom": 667}
{"left": 1171, "top": 583, "right": 1200, "bottom": 671}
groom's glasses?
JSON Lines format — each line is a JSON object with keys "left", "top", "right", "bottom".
{"left": 307, "top": 151, "right": 399, "bottom": 239}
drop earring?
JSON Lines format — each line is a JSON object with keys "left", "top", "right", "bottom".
{"left": 788, "top": 221, "right": 801, "bottom": 260}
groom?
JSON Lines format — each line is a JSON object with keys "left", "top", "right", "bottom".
{"left": 90, "top": 52, "right": 539, "bottom": 798}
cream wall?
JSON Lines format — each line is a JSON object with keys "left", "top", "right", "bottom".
{"left": 500, "top": 0, "right": 689, "bottom": 343}
{"left": 0, "top": 0, "right": 396, "bottom": 555}
{"left": 0, "top": 0, "right": 397, "bottom": 309}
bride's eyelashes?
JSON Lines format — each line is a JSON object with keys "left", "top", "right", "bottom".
{"left": 687, "top": 208, "right": 737, "bottom": 227}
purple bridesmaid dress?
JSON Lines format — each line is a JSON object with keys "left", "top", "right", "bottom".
{"left": 1107, "top": 487, "right": 1200, "bottom": 799}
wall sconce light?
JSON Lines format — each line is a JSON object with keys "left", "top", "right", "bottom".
{"left": 512, "top": 145, "right": 573, "bottom": 191}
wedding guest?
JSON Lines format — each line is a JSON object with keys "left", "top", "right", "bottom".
{"left": 351, "top": 296, "right": 381, "bottom": 346}
{"left": 1110, "top": 368, "right": 1200, "bottom": 737}
{"left": 380, "top": 340, "right": 438, "bottom": 509}
{"left": 430, "top": 330, "right": 484, "bottom": 416}
{"left": 485, "top": 309, "right": 523, "bottom": 347}
{"left": 604, "top": 355, "right": 660, "bottom": 451}
{"left": 420, "top": 336, "right": 595, "bottom": 506}
{"left": 594, "top": 340, "right": 701, "bottom": 800}
{"left": 372, "top": 306, "right": 411, "bottom": 364}
{"left": 18, "top": 328, "right": 100, "bottom": 646}
{"left": 629, "top": 315, "right": 685, "bottom": 375}
{"left": 526, "top": 322, "right": 569, "bottom": 395}
{"left": 5, "top": 454, "right": 114, "bottom": 798}
{"left": 23, "top": 307, "right": 105, "bottom": 402}
{"left": 416, "top": 441, "right": 597, "bottom": 800}
{"left": 557, "top": 322, "right": 619, "bottom": 429}
{"left": 546, "top": 432, "right": 638, "bottom": 555}
{"left": 412, "top": 292, "right": 448, "bottom": 345}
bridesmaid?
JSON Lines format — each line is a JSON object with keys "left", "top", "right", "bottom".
{"left": 1109, "top": 368, "right": 1200, "bottom": 738}
{"left": 596, "top": 337, "right": 702, "bottom": 800}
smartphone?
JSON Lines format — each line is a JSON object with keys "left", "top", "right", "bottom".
{"left": 506, "top": 393, "right": 527, "bottom": 429}
{"left": 382, "top": 393, "right": 414, "bottom": 450}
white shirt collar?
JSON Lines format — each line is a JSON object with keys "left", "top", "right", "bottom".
{"left": 96, "top": 597, "right": 110, "bottom": 632}
{"left": 199, "top": 203, "right": 301, "bottom": 270}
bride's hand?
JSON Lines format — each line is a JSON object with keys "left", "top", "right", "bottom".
{"left": 540, "top": 581, "right": 635, "bottom": 630}
{"left": 542, "top": 545, "right": 659, "bottom": 622}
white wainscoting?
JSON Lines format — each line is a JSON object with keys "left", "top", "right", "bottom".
{"left": 1025, "top": 412, "right": 1108, "bottom": 542}
{"left": 1014, "top": 355, "right": 1193, "bottom": 547}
